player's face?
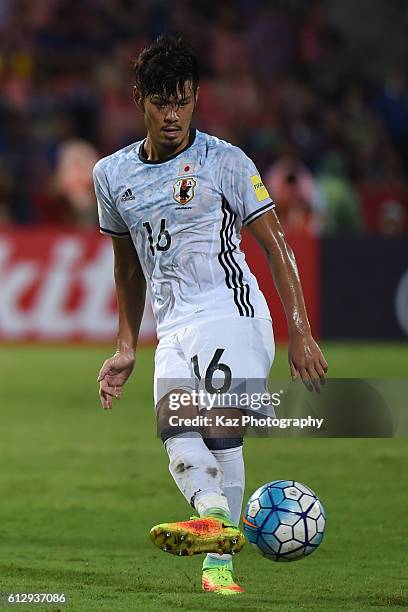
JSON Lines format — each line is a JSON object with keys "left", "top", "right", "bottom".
{"left": 138, "top": 82, "right": 198, "bottom": 152}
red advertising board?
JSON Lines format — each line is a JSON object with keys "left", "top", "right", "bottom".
{"left": 0, "top": 228, "right": 318, "bottom": 343}
{"left": 0, "top": 228, "right": 155, "bottom": 342}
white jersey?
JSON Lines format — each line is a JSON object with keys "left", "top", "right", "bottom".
{"left": 94, "top": 129, "right": 275, "bottom": 339}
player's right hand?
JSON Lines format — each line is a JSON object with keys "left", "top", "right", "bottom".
{"left": 97, "top": 350, "right": 135, "bottom": 410}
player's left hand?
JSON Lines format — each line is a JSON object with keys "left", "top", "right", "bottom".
{"left": 288, "top": 332, "right": 328, "bottom": 392}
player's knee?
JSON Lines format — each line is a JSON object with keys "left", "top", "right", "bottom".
{"left": 203, "top": 437, "right": 243, "bottom": 450}
{"left": 156, "top": 389, "right": 200, "bottom": 443}
{"left": 160, "top": 427, "right": 202, "bottom": 444}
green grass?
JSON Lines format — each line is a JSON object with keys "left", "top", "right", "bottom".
{"left": 0, "top": 343, "right": 407, "bottom": 611}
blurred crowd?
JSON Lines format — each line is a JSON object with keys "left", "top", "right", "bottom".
{"left": 0, "top": 0, "right": 407, "bottom": 234}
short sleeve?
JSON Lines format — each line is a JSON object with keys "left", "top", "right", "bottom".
{"left": 220, "top": 147, "right": 275, "bottom": 225}
{"left": 93, "top": 160, "right": 130, "bottom": 237}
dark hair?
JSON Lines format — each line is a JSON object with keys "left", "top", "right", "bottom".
{"left": 133, "top": 35, "right": 199, "bottom": 102}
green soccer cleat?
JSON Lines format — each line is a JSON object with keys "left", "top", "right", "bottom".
{"left": 202, "top": 565, "right": 244, "bottom": 595}
{"left": 149, "top": 511, "right": 245, "bottom": 557}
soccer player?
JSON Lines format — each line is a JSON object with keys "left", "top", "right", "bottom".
{"left": 94, "top": 36, "right": 328, "bottom": 595}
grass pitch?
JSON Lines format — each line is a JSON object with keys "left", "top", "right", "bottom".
{"left": 0, "top": 343, "right": 407, "bottom": 611}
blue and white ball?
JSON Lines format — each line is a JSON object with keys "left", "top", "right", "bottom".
{"left": 243, "top": 480, "right": 326, "bottom": 561}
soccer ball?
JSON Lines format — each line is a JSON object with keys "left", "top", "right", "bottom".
{"left": 243, "top": 480, "right": 326, "bottom": 561}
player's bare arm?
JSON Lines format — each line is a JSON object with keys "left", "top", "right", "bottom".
{"left": 98, "top": 236, "right": 146, "bottom": 409}
{"left": 248, "top": 209, "right": 328, "bottom": 392}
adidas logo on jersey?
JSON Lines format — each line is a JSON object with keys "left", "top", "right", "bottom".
{"left": 121, "top": 188, "right": 135, "bottom": 201}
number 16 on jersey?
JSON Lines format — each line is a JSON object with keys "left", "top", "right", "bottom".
{"left": 143, "top": 218, "right": 172, "bottom": 255}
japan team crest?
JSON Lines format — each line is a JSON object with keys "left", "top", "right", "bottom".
{"left": 173, "top": 177, "right": 196, "bottom": 205}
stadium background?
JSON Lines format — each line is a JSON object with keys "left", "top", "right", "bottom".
{"left": 1, "top": 1, "right": 407, "bottom": 611}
